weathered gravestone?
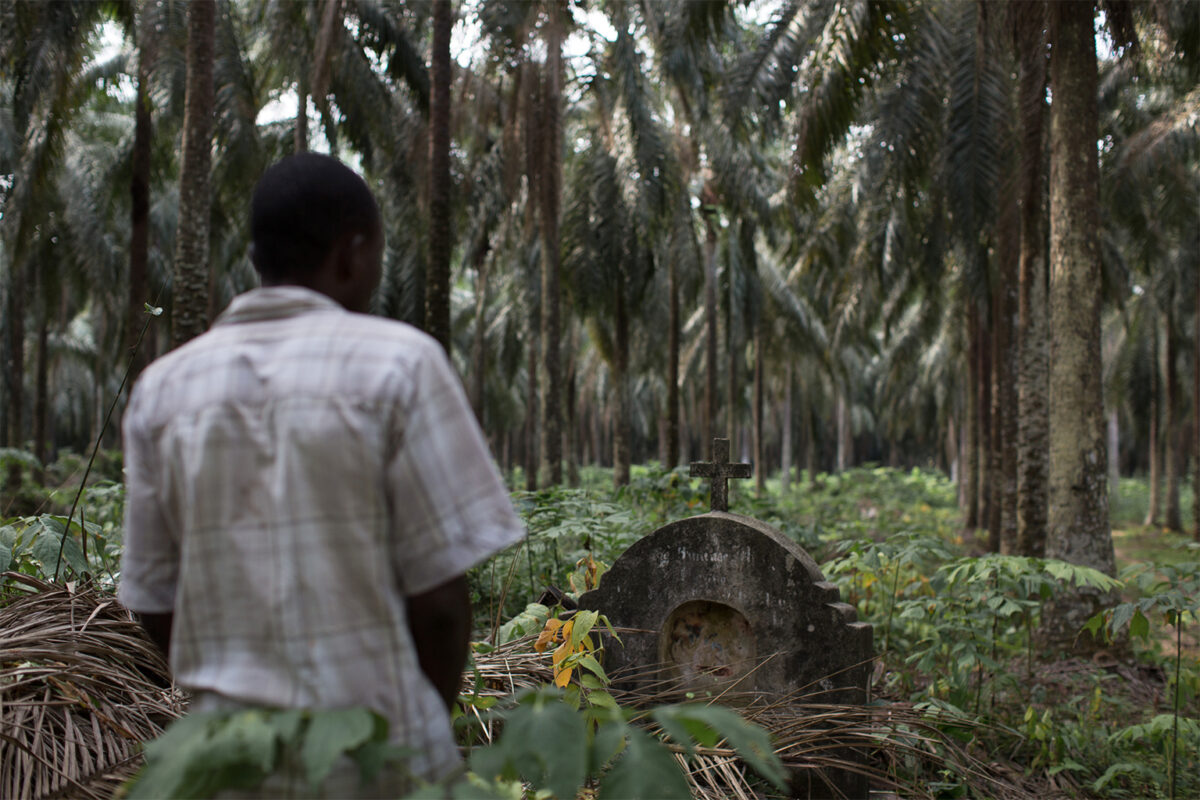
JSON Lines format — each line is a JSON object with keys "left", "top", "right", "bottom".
{"left": 578, "top": 439, "right": 874, "bottom": 799}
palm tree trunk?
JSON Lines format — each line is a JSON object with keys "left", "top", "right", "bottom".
{"left": 1107, "top": 409, "right": 1120, "bottom": 494}
{"left": 425, "top": 0, "right": 452, "bottom": 352}
{"left": 703, "top": 215, "right": 719, "bottom": 447}
{"left": 295, "top": 74, "right": 309, "bottom": 153}
{"left": 805, "top": 397, "right": 817, "bottom": 486}
{"left": 781, "top": 362, "right": 793, "bottom": 492}
{"left": 1164, "top": 308, "right": 1182, "bottom": 531}
{"left": 539, "top": 8, "right": 563, "bottom": 486}
{"left": 613, "top": 276, "right": 631, "bottom": 488}
{"left": 666, "top": 246, "right": 680, "bottom": 468}
{"left": 726, "top": 269, "right": 739, "bottom": 447}
{"left": 753, "top": 320, "right": 764, "bottom": 496}
{"left": 988, "top": 288, "right": 1003, "bottom": 553}
{"left": 171, "top": 0, "right": 215, "bottom": 348}
{"left": 1044, "top": 0, "right": 1116, "bottom": 645}
{"left": 978, "top": 290, "right": 993, "bottom": 537}
{"left": 947, "top": 411, "right": 959, "bottom": 487}
{"left": 32, "top": 313, "right": 48, "bottom": 485}
{"left": 127, "top": 0, "right": 156, "bottom": 384}
{"left": 1014, "top": 2, "right": 1049, "bottom": 556}
{"left": 835, "top": 387, "right": 848, "bottom": 473}
{"left": 524, "top": 324, "right": 539, "bottom": 491}
{"left": 995, "top": 178, "right": 1020, "bottom": 554}
{"left": 4, "top": 260, "right": 27, "bottom": 492}
{"left": 565, "top": 332, "right": 580, "bottom": 487}
{"left": 1194, "top": 279, "right": 1199, "bottom": 542}
{"left": 471, "top": 250, "right": 489, "bottom": 422}
{"left": 965, "top": 307, "right": 980, "bottom": 528}
{"left": 1194, "top": 278, "right": 1199, "bottom": 542}
{"left": 1145, "top": 319, "right": 1161, "bottom": 525}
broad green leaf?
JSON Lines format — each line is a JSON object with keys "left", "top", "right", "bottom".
{"left": 1109, "top": 603, "right": 1134, "bottom": 636}
{"left": 350, "top": 739, "right": 414, "bottom": 785}
{"left": 651, "top": 704, "right": 787, "bottom": 791}
{"left": 580, "top": 674, "right": 605, "bottom": 690}
{"left": 32, "top": 530, "right": 87, "bottom": 578}
{"left": 301, "top": 708, "right": 378, "bottom": 788}
{"left": 206, "top": 711, "right": 278, "bottom": 776}
{"left": 0, "top": 538, "right": 11, "bottom": 570}
{"left": 50, "top": 513, "right": 102, "bottom": 536}
{"left": 129, "top": 711, "right": 277, "bottom": 800}
{"left": 568, "top": 610, "right": 599, "bottom": 650}
{"left": 592, "top": 720, "right": 628, "bottom": 772}
{"left": 474, "top": 692, "right": 587, "bottom": 800}
{"left": 1082, "top": 613, "right": 1106, "bottom": 637}
{"left": 598, "top": 728, "right": 689, "bottom": 800}
{"left": 577, "top": 655, "right": 608, "bottom": 683}
{"left": 268, "top": 709, "right": 307, "bottom": 743}
{"left": 1129, "top": 609, "right": 1150, "bottom": 640}
{"left": 37, "top": 516, "right": 66, "bottom": 537}
{"left": 585, "top": 690, "right": 619, "bottom": 711}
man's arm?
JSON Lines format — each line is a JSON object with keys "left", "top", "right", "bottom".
{"left": 138, "top": 611, "right": 174, "bottom": 661}
{"left": 407, "top": 575, "right": 472, "bottom": 709}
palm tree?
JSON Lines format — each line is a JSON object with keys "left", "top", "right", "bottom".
{"left": 1042, "top": 0, "right": 1117, "bottom": 645}
{"left": 1012, "top": 0, "right": 1049, "bottom": 557}
{"left": 426, "top": 0, "right": 452, "bottom": 353}
{"left": 1, "top": 0, "right": 119, "bottom": 487}
{"left": 538, "top": 1, "right": 565, "bottom": 486}
{"left": 171, "top": 0, "right": 216, "bottom": 347}
{"left": 125, "top": 0, "right": 160, "bottom": 384}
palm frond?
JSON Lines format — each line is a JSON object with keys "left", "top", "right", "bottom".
{"left": 0, "top": 574, "right": 183, "bottom": 800}
{"left": 792, "top": 0, "right": 909, "bottom": 195}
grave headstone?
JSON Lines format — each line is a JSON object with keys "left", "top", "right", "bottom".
{"left": 578, "top": 439, "right": 874, "bottom": 798}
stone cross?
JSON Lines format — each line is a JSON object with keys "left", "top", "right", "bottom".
{"left": 690, "top": 437, "right": 751, "bottom": 512}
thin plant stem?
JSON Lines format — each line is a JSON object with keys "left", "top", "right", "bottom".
{"left": 79, "top": 504, "right": 87, "bottom": 572}
{"left": 526, "top": 536, "right": 536, "bottom": 601}
{"left": 54, "top": 311, "right": 155, "bottom": 581}
{"left": 490, "top": 543, "right": 523, "bottom": 644}
{"left": 1170, "top": 617, "right": 1181, "bottom": 800}
{"left": 884, "top": 557, "right": 902, "bottom": 654}
{"left": 1026, "top": 610, "right": 1033, "bottom": 682}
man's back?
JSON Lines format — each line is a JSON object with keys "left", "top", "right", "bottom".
{"left": 119, "top": 286, "right": 524, "bottom": 783}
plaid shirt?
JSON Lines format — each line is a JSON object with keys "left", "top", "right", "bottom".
{"left": 118, "top": 287, "right": 525, "bottom": 783}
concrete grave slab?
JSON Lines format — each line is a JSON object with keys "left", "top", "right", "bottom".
{"left": 579, "top": 510, "right": 874, "bottom": 797}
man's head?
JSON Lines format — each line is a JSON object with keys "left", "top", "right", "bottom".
{"left": 250, "top": 153, "right": 383, "bottom": 313}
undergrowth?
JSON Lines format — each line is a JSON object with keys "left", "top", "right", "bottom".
{"left": 475, "top": 464, "right": 1200, "bottom": 798}
{"left": 5, "top": 453, "right": 1199, "bottom": 797}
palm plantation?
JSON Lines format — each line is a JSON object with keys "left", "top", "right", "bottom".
{"left": 1, "top": 0, "right": 1199, "bottom": 797}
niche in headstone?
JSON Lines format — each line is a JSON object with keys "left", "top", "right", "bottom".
{"left": 578, "top": 440, "right": 874, "bottom": 798}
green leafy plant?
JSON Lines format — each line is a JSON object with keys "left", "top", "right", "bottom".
{"left": 124, "top": 707, "right": 410, "bottom": 799}
{"left": 1086, "top": 560, "right": 1200, "bottom": 800}
{"left": 0, "top": 513, "right": 117, "bottom": 586}
{"left": 435, "top": 688, "right": 787, "bottom": 800}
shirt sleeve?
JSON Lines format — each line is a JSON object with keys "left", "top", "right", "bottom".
{"left": 386, "top": 340, "right": 526, "bottom": 596}
{"left": 117, "top": 381, "right": 180, "bottom": 614}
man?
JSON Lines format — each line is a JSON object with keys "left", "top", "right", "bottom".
{"left": 118, "top": 153, "right": 525, "bottom": 794}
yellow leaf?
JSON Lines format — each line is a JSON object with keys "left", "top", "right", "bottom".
{"left": 554, "top": 665, "right": 573, "bottom": 688}
{"left": 552, "top": 640, "right": 571, "bottom": 668}
{"left": 534, "top": 618, "right": 564, "bottom": 654}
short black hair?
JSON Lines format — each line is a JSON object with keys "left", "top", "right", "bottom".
{"left": 250, "top": 153, "right": 382, "bottom": 282}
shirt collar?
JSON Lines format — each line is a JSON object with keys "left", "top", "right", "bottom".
{"left": 214, "top": 286, "right": 345, "bottom": 326}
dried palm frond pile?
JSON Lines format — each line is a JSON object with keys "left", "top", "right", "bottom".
{"left": 467, "top": 632, "right": 1055, "bottom": 800}
{"left": 0, "top": 573, "right": 184, "bottom": 800}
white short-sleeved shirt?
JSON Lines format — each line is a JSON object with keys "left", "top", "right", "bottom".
{"left": 118, "top": 286, "right": 525, "bottom": 782}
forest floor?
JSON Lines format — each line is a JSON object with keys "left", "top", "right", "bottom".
{"left": 3, "top": 455, "right": 1198, "bottom": 798}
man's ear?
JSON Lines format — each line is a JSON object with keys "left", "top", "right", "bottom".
{"left": 330, "top": 234, "right": 362, "bottom": 281}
